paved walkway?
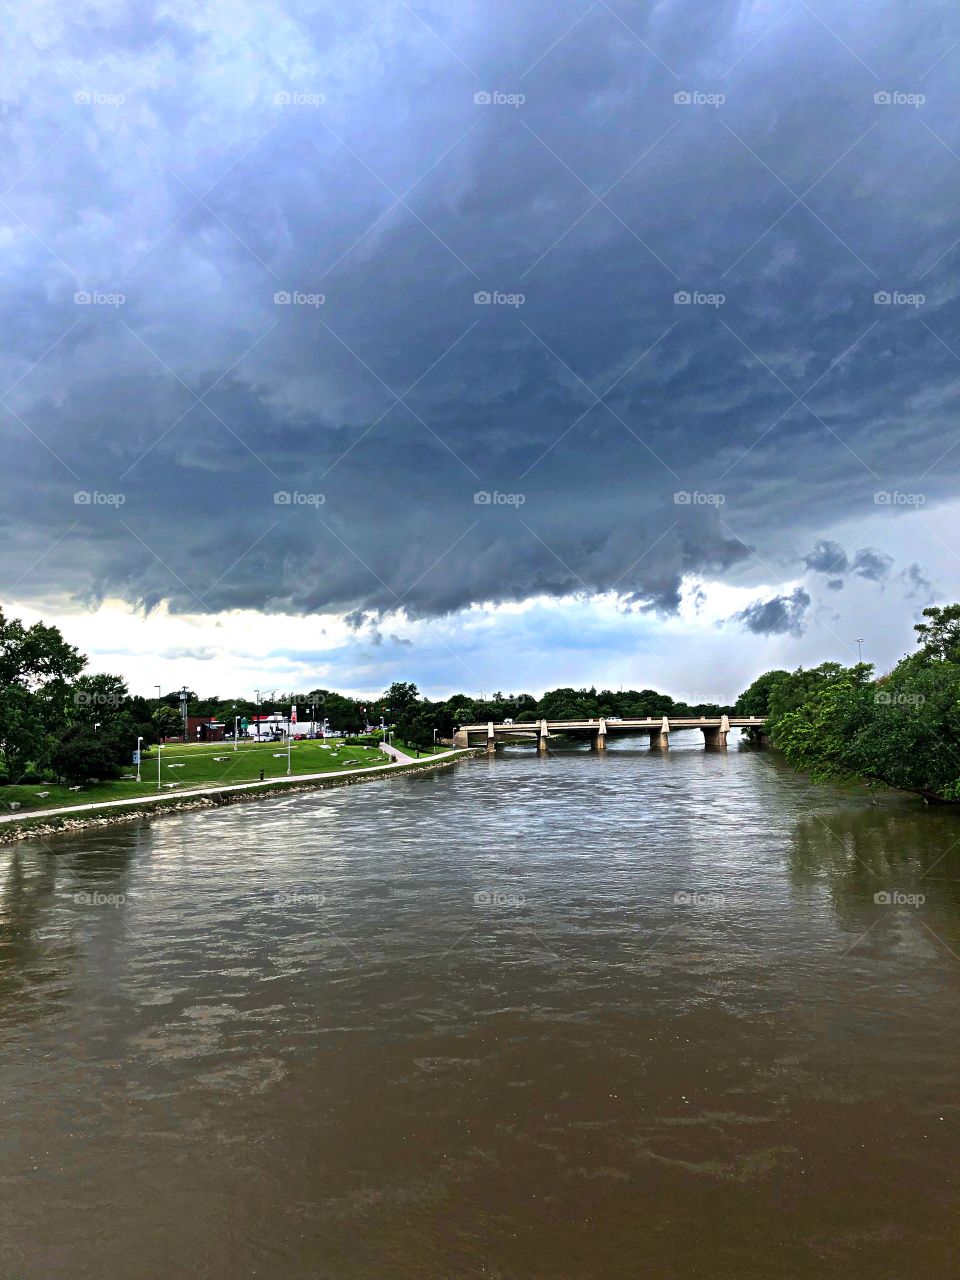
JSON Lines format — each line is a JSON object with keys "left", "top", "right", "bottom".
{"left": 0, "top": 749, "right": 459, "bottom": 825}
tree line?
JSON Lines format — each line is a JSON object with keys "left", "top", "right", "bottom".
{"left": 734, "top": 604, "right": 960, "bottom": 804}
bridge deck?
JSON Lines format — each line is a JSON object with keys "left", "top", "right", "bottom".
{"left": 458, "top": 717, "right": 764, "bottom": 732}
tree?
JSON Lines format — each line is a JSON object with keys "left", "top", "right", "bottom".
{"left": 155, "top": 705, "right": 183, "bottom": 739}
{"left": 745, "top": 609, "right": 960, "bottom": 803}
{"left": 0, "top": 609, "right": 85, "bottom": 779}
{"left": 914, "top": 604, "right": 960, "bottom": 664}
{"left": 734, "top": 669, "right": 790, "bottom": 717}
{"left": 382, "top": 681, "right": 419, "bottom": 717}
{"left": 50, "top": 734, "right": 121, "bottom": 784}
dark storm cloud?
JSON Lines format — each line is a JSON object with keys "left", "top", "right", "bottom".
{"left": 804, "top": 540, "right": 850, "bottom": 575}
{"left": 2, "top": 0, "right": 958, "bottom": 621}
{"left": 851, "top": 548, "right": 894, "bottom": 581}
{"left": 735, "top": 587, "right": 811, "bottom": 637}
{"left": 902, "top": 562, "right": 933, "bottom": 598}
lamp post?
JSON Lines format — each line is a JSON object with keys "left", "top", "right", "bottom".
{"left": 234, "top": 715, "right": 240, "bottom": 751}
{"left": 177, "top": 686, "right": 190, "bottom": 742}
{"left": 856, "top": 638, "right": 864, "bottom": 663}
{"left": 136, "top": 735, "right": 143, "bottom": 784}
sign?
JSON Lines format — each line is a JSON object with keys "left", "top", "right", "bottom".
{"left": 241, "top": 718, "right": 249, "bottom": 729}
{"left": 132, "top": 750, "right": 141, "bottom": 764}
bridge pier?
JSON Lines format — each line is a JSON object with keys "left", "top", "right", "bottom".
{"left": 591, "top": 717, "right": 607, "bottom": 751}
{"left": 649, "top": 716, "right": 670, "bottom": 749}
{"left": 702, "top": 715, "right": 730, "bottom": 749}
{"left": 538, "top": 719, "right": 549, "bottom": 753}
{"left": 453, "top": 729, "right": 469, "bottom": 748}
{"left": 486, "top": 721, "right": 497, "bottom": 753}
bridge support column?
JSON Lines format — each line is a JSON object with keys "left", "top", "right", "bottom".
{"left": 538, "top": 719, "right": 549, "bottom": 753}
{"left": 486, "top": 721, "right": 497, "bottom": 753}
{"left": 453, "top": 729, "right": 469, "bottom": 748}
{"left": 703, "top": 714, "right": 730, "bottom": 748}
{"left": 591, "top": 717, "right": 607, "bottom": 751}
{"left": 650, "top": 716, "right": 670, "bottom": 749}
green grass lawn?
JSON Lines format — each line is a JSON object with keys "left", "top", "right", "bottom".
{"left": 0, "top": 738, "right": 400, "bottom": 815}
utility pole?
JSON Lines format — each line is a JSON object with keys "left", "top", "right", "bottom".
{"left": 155, "top": 685, "right": 162, "bottom": 790}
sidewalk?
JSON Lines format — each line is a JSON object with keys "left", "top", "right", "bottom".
{"left": 0, "top": 749, "right": 460, "bottom": 825}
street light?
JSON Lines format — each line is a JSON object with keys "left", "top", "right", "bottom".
{"left": 856, "top": 638, "right": 864, "bottom": 663}
{"left": 136, "top": 735, "right": 143, "bottom": 783}
{"left": 177, "top": 686, "right": 190, "bottom": 742}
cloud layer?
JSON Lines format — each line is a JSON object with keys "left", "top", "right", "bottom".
{"left": 2, "top": 0, "right": 958, "bottom": 640}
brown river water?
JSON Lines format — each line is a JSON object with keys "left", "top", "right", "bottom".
{"left": 2, "top": 736, "right": 960, "bottom": 1279}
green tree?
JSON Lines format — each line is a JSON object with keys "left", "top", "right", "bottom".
{"left": 382, "top": 681, "right": 419, "bottom": 718}
{"left": 913, "top": 604, "right": 960, "bottom": 664}
{"left": 50, "top": 734, "right": 122, "bottom": 784}
{"left": 748, "top": 609, "right": 960, "bottom": 803}
{"left": 0, "top": 609, "right": 85, "bottom": 778}
{"left": 734, "top": 669, "right": 791, "bottom": 717}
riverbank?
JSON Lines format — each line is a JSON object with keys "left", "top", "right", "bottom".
{"left": 0, "top": 748, "right": 478, "bottom": 845}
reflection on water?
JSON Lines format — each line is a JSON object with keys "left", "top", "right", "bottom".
{"left": 2, "top": 736, "right": 960, "bottom": 1278}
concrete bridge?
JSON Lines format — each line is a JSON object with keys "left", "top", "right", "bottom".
{"left": 453, "top": 715, "right": 765, "bottom": 752}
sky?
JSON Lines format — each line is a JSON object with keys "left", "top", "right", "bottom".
{"left": 2, "top": 0, "right": 959, "bottom": 702}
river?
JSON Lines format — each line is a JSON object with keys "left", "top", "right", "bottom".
{"left": 2, "top": 735, "right": 959, "bottom": 1278}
